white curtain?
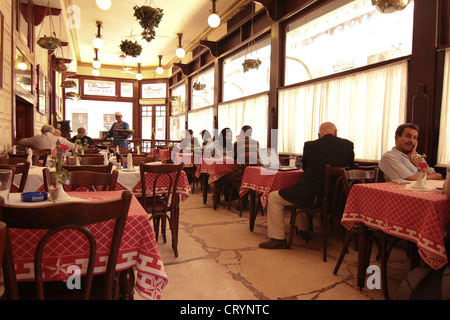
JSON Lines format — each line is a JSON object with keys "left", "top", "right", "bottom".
{"left": 218, "top": 94, "right": 268, "bottom": 148}
{"left": 278, "top": 60, "right": 408, "bottom": 161}
{"left": 437, "top": 48, "right": 450, "bottom": 166}
{"left": 187, "top": 107, "right": 214, "bottom": 139}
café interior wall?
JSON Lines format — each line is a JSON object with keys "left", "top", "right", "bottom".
{"left": 0, "top": 0, "right": 12, "bottom": 153}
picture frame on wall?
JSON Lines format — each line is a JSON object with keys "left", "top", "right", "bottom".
{"left": 36, "top": 65, "right": 47, "bottom": 115}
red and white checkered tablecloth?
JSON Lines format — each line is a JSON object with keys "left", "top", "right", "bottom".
{"left": 172, "top": 152, "right": 202, "bottom": 168}
{"left": 239, "top": 166, "right": 303, "bottom": 208}
{"left": 195, "top": 157, "right": 237, "bottom": 184}
{"left": 158, "top": 149, "right": 171, "bottom": 162}
{"left": 0, "top": 191, "right": 168, "bottom": 300}
{"left": 115, "top": 170, "right": 191, "bottom": 201}
{"left": 341, "top": 183, "right": 450, "bottom": 270}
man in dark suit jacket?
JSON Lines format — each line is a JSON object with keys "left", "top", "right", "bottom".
{"left": 259, "top": 122, "right": 355, "bottom": 249}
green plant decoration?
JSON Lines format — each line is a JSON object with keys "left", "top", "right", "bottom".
{"left": 37, "top": 33, "right": 61, "bottom": 50}
{"left": 242, "top": 58, "right": 262, "bottom": 73}
{"left": 133, "top": 5, "right": 164, "bottom": 43}
{"left": 120, "top": 39, "right": 143, "bottom": 57}
{"left": 193, "top": 81, "right": 206, "bottom": 91}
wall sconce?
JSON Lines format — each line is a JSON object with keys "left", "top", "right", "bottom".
{"left": 156, "top": 55, "right": 164, "bottom": 74}
{"left": 208, "top": 0, "right": 220, "bottom": 28}
{"left": 92, "top": 21, "right": 104, "bottom": 49}
{"left": 176, "top": 33, "right": 185, "bottom": 59}
{"left": 92, "top": 48, "right": 101, "bottom": 69}
{"left": 96, "top": 0, "right": 111, "bottom": 10}
{"left": 136, "top": 63, "right": 143, "bottom": 80}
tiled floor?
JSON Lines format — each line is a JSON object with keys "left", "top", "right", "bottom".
{"left": 144, "top": 188, "right": 412, "bottom": 301}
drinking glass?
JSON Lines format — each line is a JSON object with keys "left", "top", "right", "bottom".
{"left": 0, "top": 169, "right": 13, "bottom": 203}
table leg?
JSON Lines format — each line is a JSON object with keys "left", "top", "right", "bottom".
{"left": 171, "top": 195, "right": 180, "bottom": 257}
{"left": 213, "top": 182, "right": 218, "bottom": 210}
{"left": 119, "top": 267, "right": 135, "bottom": 300}
{"left": 249, "top": 190, "right": 256, "bottom": 231}
{"left": 357, "top": 223, "right": 369, "bottom": 290}
{"left": 202, "top": 174, "right": 208, "bottom": 204}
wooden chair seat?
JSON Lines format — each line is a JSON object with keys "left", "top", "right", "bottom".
{"left": 0, "top": 191, "right": 132, "bottom": 300}
{"left": 68, "top": 156, "right": 105, "bottom": 165}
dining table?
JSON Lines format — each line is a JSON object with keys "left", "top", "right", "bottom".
{"left": 0, "top": 190, "right": 168, "bottom": 300}
{"left": 195, "top": 157, "right": 237, "bottom": 209}
{"left": 239, "top": 166, "right": 303, "bottom": 231}
{"left": 340, "top": 180, "right": 450, "bottom": 291}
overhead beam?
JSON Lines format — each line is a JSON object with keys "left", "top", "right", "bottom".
{"left": 199, "top": 40, "right": 219, "bottom": 57}
{"left": 34, "top": 5, "right": 61, "bottom": 27}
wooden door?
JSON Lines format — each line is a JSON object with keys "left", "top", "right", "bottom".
{"left": 15, "top": 96, "right": 33, "bottom": 142}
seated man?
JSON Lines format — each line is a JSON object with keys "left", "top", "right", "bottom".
{"left": 259, "top": 122, "right": 355, "bottom": 249}
{"left": 379, "top": 123, "right": 442, "bottom": 181}
{"left": 17, "top": 124, "right": 75, "bottom": 151}
{"left": 72, "top": 127, "right": 95, "bottom": 146}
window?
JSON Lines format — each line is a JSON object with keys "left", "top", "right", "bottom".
{"left": 223, "top": 37, "right": 271, "bottom": 101}
{"left": 278, "top": 60, "right": 407, "bottom": 160}
{"left": 142, "top": 105, "right": 166, "bottom": 142}
{"left": 187, "top": 107, "right": 213, "bottom": 140}
{"left": 218, "top": 93, "right": 268, "bottom": 148}
{"left": 84, "top": 79, "right": 116, "bottom": 97}
{"left": 171, "top": 84, "right": 186, "bottom": 116}
{"left": 65, "top": 99, "right": 133, "bottom": 139}
{"left": 285, "top": 0, "right": 414, "bottom": 85}
{"left": 192, "top": 68, "right": 214, "bottom": 109}
{"left": 170, "top": 114, "right": 185, "bottom": 141}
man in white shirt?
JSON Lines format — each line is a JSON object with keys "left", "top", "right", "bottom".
{"left": 17, "top": 125, "right": 76, "bottom": 150}
{"left": 379, "top": 123, "right": 442, "bottom": 181}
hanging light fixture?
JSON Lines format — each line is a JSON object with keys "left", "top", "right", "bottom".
{"left": 92, "top": 48, "right": 101, "bottom": 69}
{"left": 92, "top": 21, "right": 104, "bottom": 49}
{"left": 208, "top": 0, "right": 221, "bottom": 28}
{"left": 136, "top": 63, "right": 143, "bottom": 80}
{"left": 92, "top": 68, "right": 100, "bottom": 76}
{"left": 156, "top": 55, "right": 164, "bottom": 74}
{"left": 96, "top": 0, "right": 111, "bottom": 10}
{"left": 176, "top": 33, "right": 185, "bottom": 59}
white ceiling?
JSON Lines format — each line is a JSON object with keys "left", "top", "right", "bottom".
{"left": 35, "top": 0, "right": 253, "bottom": 72}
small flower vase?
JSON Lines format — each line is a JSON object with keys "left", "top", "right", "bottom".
{"left": 49, "top": 182, "right": 71, "bottom": 201}
{"left": 413, "top": 170, "right": 427, "bottom": 189}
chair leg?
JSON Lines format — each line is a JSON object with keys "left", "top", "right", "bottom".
{"left": 288, "top": 208, "right": 298, "bottom": 249}
{"left": 322, "top": 211, "right": 328, "bottom": 262}
{"left": 333, "top": 228, "right": 356, "bottom": 275}
{"left": 170, "top": 207, "right": 179, "bottom": 258}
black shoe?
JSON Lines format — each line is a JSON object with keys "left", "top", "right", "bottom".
{"left": 259, "top": 238, "right": 289, "bottom": 249}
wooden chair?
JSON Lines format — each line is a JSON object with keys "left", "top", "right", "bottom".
{"left": 68, "top": 155, "right": 105, "bottom": 165}
{"left": 83, "top": 148, "right": 100, "bottom": 154}
{"left": 0, "top": 191, "right": 132, "bottom": 300}
{"left": 32, "top": 149, "right": 51, "bottom": 166}
{"left": 119, "top": 154, "right": 156, "bottom": 167}
{"left": 0, "top": 221, "right": 6, "bottom": 269}
{"left": 7, "top": 153, "right": 40, "bottom": 166}
{"left": 63, "top": 162, "right": 113, "bottom": 173}
{"left": 0, "top": 162, "right": 30, "bottom": 193}
{"left": 42, "top": 168, "right": 118, "bottom": 192}
{"left": 287, "top": 164, "right": 346, "bottom": 262}
{"left": 333, "top": 166, "right": 402, "bottom": 300}
{"left": 139, "top": 162, "right": 183, "bottom": 257}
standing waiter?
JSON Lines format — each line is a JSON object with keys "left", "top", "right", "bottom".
{"left": 103, "top": 111, "right": 133, "bottom": 149}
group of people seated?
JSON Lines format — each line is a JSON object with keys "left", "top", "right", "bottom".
{"left": 259, "top": 122, "right": 449, "bottom": 249}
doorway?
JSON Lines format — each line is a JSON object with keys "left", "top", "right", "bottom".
{"left": 15, "top": 96, "right": 34, "bottom": 143}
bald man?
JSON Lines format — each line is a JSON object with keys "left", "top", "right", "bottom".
{"left": 260, "top": 122, "right": 355, "bottom": 249}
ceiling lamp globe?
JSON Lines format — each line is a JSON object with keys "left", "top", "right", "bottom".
{"left": 208, "top": 13, "right": 221, "bottom": 28}
{"left": 136, "top": 73, "right": 143, "bottom": 81}
{"left": 156, "top": 66, "right": 164, "bottom": 75}
{"left": 92, "top": 60, "right": 101, "bottom": 69}
{"left": 92, "top": 37, "right": 104, "bottom": 49}
{"left": 92, "top": 69, "right": 100, "bottom": 76}
{"left": 176, "top": 47, "right": 185, "bottom": 59}
{"left": 96, "top": 0, "right": 111, "bottom": 10}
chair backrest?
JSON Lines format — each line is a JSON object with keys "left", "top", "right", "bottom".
{"left": 32, "top": 149, "right": 51, "bottom": 166}
{"left": 0, "top": 190, "right": 132, "bottom": 300}
{"left": 339, "top": 167, "right": 380, "bottom": 198}
{"left": 63, "top": 162, "right": 113, "bottom": 173}
{"left": 83, "top": 148, "right": 100, "bottom": 154}
{"left": 68, "top": 170, "right": 119, "bottom": 191}
{"left": 68, "top": 156, "right": 105, "bottom": 165}
{"left": 0, "top": 221, "right": 6, "bottom": 269}
{"left": 321, "top": 164, "right": 349, "bottom": 216}
{"left": 43, "top": 166, "right": 116, "bottom": 192}
{"left": 119, "top": 154, "right": 156, "bottom": 166}
{"left": 139, "top": 162, "right": 183, "bottom": 214}
{"left": 0, "top": 162, "right": 30, "bottom": 192}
